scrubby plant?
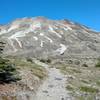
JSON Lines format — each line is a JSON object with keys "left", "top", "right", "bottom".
{"left": 40, "top": 58, "right": 51, "bottom": 63}
{"left": 82, "top": 63, "right": 88, "bottom": 67}
{"left": 26, "top": 57, "right": 33, "bottom": 63}
{"left": 40, "top": 59, "right": 46, "bottom": 63}
{"left": 95, "top": 62, "right": 100, "bottom": 67}
{"left": 66, "top": 85, "right": 74, "bottom": 91}
{"left": 95, "top": 60, "right": 100, "bottom": 68}
{"left": 74, "top": 60, "right": 80, "bottom": 65}
{"left": 80, "top": 86, "right": 99, "bottom": 93}
{"left": 68, "top": 60, "right": 73, "bottom": 64}
{"left": 46, "top": 59, "right": 51, "bottom": 63}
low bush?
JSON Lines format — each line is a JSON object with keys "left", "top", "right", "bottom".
{"left": 80, "top": 86, "right": 99, "bottom": 93}
{"left": 40, "top": 59, "right": 51, "bottom": 63}
{"left": 66, "top": 85, "right": 74, "bottom": 91}
{"left": 74, "top": 60, "right": 80, "bottom": 65}
{"left": 95, "top": 58, "right": 100, "bottom": 67}
{"left": 95, "top": 61, "right": 100, "bottom": 68}
{"left": 68, "top": 60, "right": 73, "bottom": 64}
{"left": 0, "top": 58, "right": 21, "bottom": 83}
{"left": 26, "top": 58, "right": 33, "bottom": 63}
{"left": 82, "top": 63, "right": 88, "bottom": 67}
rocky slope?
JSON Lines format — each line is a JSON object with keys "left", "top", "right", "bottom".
{"left": 0, "top": 17, "right": 100, "bottom": 100}
{"left": 0, "top": 17, "right": 100, "bottom": 59}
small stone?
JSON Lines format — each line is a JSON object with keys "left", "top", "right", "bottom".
{"left": 61, "top": 97, "right": 64, "bottom": 100}
{"left": 48, "top": 85, "right": 54, "bottom": 88}
{"left": 42, "top": 90, "right": 48, "bottom": 93}
{"left": 55, "top": 78, "right": 62, "bottom": 80}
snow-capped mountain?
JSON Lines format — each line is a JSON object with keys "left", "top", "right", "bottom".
{"left": 0, "top": 17, "right": 100, "bottom": 58}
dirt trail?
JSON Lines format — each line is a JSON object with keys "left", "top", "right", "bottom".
{"left": 34, "top": 60, "right": 72, "bottom": 100}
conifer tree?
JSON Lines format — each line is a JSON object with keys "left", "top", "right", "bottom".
{"left": 0, "top": 41, "right": 20, "bottom": 83}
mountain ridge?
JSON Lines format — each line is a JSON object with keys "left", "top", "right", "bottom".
{"left": 0, "top": 17, "right": 100, "bottom": 59}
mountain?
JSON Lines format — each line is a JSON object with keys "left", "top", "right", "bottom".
{"left": 0, "top": 17, "right": 100, "bottom": 100}
{"left": 0, "top": 17, "right": 100, "bottom": 59}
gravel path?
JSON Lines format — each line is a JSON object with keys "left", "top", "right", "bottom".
{"left": 34, "top": 63, "right": 72, "bottom": 100}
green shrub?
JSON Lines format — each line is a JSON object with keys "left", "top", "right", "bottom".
{"left": 96, "top": 80, "right": 100, "bottom": 86}
{"left": 0, "top": 58, "right": 21, "bottom": 83}
{"left": 40, "top": 59, "right": 46, "bottom": 63}
{"left": 82, "top": 63, "right": 88, "bottom": 67}
{"left": 68, "top": 60, "right": 73, "bottom": 64}
{"left": 71, "top": 68, "right": 81, "bottom": 73}
{"left": 46, "top": 59, "right": 51, "bottom": 63}
{"left": 74, "top": 60, "right": 80, "bottom": 65}
{"left": 95, "top": 58, "right": 100, "bottom": 67}
{"left": 26, "top": 58, "right": 33, "bottom": 63}
{"left": 95, "top": 61, "right": 100, "bottom": 67}
{"left": 40, "top": 59, "right": 51, "bottom": 63}
{"left": 0, "top": 41, "right": 21, "bottom": 83}
{"left": 80, "top": 86, "right": 99, "bottom": 93}
{"left": 66, "top": 85, "right": 74, "bottom": 91}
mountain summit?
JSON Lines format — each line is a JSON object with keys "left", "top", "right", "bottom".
{"left": 0, "top": 17, "right": 100, "bottom": 58}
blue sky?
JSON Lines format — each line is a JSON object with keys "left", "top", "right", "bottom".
{"left": 0, "top": 0, "right": 100, "bottom": 31}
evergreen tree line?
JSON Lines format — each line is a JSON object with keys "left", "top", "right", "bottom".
{"left": 0, "top": 41, "right": 20, "bottom": 83}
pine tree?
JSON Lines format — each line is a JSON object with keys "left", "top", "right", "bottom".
{"left": 0, "top": 41, "right": 20, "bottom": 83}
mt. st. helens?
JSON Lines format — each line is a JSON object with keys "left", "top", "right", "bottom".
{"left": 0, "top": 17, "right": 100, "bottom": 58}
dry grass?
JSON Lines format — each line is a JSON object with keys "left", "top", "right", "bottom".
{"left": 10, "top": 58, "right": 47, "bottom": 80}
{"left": 55, "top": 62, "right": 100, "bottom": 99}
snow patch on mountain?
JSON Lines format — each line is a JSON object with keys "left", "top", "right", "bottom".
{"left": 40, "top": 41, "right": 44, "bottom": 47}
{"left": 44, "top": 36, "right": 53, "bottom": 43}
{"left": 33, "top": 36, "right": 38, "bottom": 41}
{"left": 0, "top": 29, "right": 7, "bottom": 35}
{"left": 8, "top": 39, "right": 17, "bottom": 51}
{"left": 8, "top": 24, "right": 19, "bottom": 32}
{"left": 40, "top": 33, "right": 44, "bottom": 36}
{"left": 49, "top": 26, "right": 62, "bottom": 38}
{"left": 56, "top": 44, "right": 67, "bottom": 54}
{"left": 9, "top": 31, "right": 26, "bottom": 39}
{"left": 39, "top": 33, "right": 53, "bottom": 43}
{"left": 15, "top": 38, "right": 22, "bottom": 48}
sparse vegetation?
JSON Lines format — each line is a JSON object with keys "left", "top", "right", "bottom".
{"left": 95, "top": 60, "right": 100, "bottom": 68}
{"left": 81, "top": 79, "right": 89, "bottom": 84}
{"left": 74, "top": 60, "right": 80, "bottom": 65}
{"left": 1, "top": 96, "right": 16, "bottom": 100}
{"left": 68, "top": 60, "right": 73, "bottom": 64}
{"left": 46, "top": 59, "right": 51, "bottom": 63}
{"left": 31, "top": 64, "right": 47, "bottom": 79}
{"left": 12, "top": 58, "right": 47, "bottom": 79}
{"left": 71, "top": 68, "right": 81, "bottom": 73}
{"left": 96, "top": 80, "right": 100, "bottom": 86}
{"left": 40, "top": 58, "right": 51, "bottom": 63}
{"left": 66, "top": 85, "right": 74, "bottom": 91}
{"left": 26, "top": 57, "right": 33, "bottom": 63}
{"left": 55, "top": 64, "right": 81, "bottom": 74}
{"left": 94, "top": 58, "right": 100, "bottom": 68}
{"left": 55, "top": 62, "right": 100, "bottom": 99}
{"left": 79, "top": 86, "right": 99, "bottom": 93}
